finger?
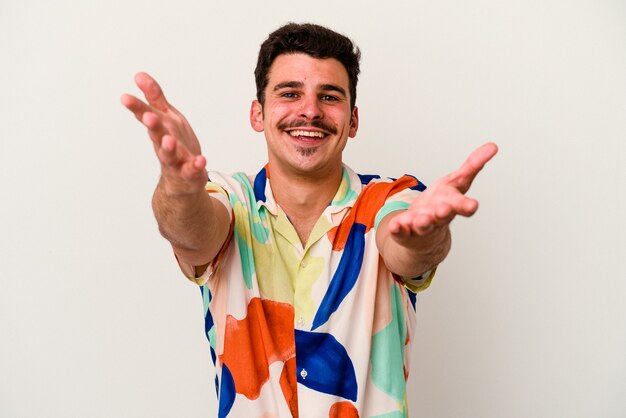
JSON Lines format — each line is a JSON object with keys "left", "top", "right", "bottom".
{"left": 391, "top": 211, "right": 435, "bottom": 237}
{"left": 456, "top": 197, "right": 479, "bottom": 217}
{"left": 157, "top": 136, "right": 206, "bottom": 177}
{"left": 134, "top": 72, "right": 170, "bottom": 112}
{"left": 156, "top": 135, "right": 180, "bottom": 166}
{"left": 434, "top": 202, "right": 454, "bottom": 221}
{"left": 449, "top": 142, "right": 498, "bottom": 192}
{"left": 435, "top": 193, "right": 479, "bottom": 218}
{"left": 137, "top": 111, "right": 169, "bottom": 150}
{"left": 410, "top": 212, "right": 436, "bottom": 235}
{"left": 180, "top": 155, "right": 207, "bottom": 181}
{"left": 122, "top": 95, "right": 167, "bottom": 146}
{"left": 387, "top": 213, "right": 411, "bottom": 235}
{"left": 399, "top": 200, "right": 459, "bottom": 235}
{"left": 141, "top": 111, "right": 165, "bottom": 132}
{"left": 120, "top": 94, "right": 150, "bottom": 121}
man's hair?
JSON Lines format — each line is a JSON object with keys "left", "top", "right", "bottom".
{"left": 254, "top": 23, "right": 361, "bottom": 110}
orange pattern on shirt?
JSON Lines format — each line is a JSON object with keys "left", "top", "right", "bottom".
{"left": 329, "top": 401, "right": 359, "bottom": 418}
{"left": 329, "top": 176, "right": 419, "bottom": 251}
{"left": 280, "top": 356, "right": 299, "bottom": 418}
{"left": 219, "top": 298, "right": 296, "bottom": 401}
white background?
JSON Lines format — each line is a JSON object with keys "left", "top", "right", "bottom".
{"left": 1, "top": 0, "right": 625, "bottom": 417}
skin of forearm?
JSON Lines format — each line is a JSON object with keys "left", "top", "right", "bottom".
{"left": 151, "top": 178, "right": 225, "bottom": 266}
{"left": 381, "top": 226, "right": 452, "bottom": 278}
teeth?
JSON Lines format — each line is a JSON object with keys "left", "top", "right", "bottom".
{"left": 289, "top": 130, "right": 326, "bottom": 138}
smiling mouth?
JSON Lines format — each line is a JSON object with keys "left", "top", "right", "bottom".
{"left": 288, "top": 130, "right": 327, "bottom": 139}
{"left": 279, "top": 119, "right": 337, "bottom": 138}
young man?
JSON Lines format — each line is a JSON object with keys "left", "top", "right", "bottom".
{"left": 122, "top": 23, "right": 497, "bottom": 418}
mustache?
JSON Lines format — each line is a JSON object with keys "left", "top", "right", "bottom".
{"left": 278, "top": 119, "right": 337, "bottom": 135}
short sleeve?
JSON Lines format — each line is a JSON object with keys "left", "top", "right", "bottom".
{"left": 403, "top": 267, "right": 436, "bottom": 293}
{"left": 372, "top": 175, "right": 436, "bottom": 293}
{"left": 178, "top": 174, "right": 235, "bottom": 286}
{"left": 374, "top": 185, "right": 420, "bottom": 229}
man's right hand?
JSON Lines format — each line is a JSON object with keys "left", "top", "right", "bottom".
{"left": 121, "top": 73, "right": 230, "bottom": 272}
{"left": 121, "top": 72, "right": 207, "bottom": 196}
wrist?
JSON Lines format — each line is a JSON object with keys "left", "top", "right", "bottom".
{"left": 157, "top": 173, "right": 207, "bottom": 199}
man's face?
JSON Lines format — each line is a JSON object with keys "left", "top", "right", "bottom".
{"left": 250, "top": 53, "right": 359, "bottom": 178}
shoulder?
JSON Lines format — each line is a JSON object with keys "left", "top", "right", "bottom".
{"left": 206, "top": 169, "right": 266, "bottom": 204}
{"left": 346, "top": 168, "right": 427, "bottom": 229}
{"left": 207, "top": 170, "right": 254, "bottom": 192}
{"left": 353, "top": 170, "right": 426, "bottom": 206}
{"left": 357, "top": 171, "right": 426, "bottom": 192}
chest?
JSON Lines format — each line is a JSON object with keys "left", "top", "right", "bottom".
{"left": 202, "top": 222, "right": 416, "bottom": 417}
{"left": 286, "top": 213, "right": 321, "bottom": 247}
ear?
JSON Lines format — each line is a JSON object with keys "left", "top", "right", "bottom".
{"left": 348, "top": 106, "right": 359, "bottom": 138}
{"left": 250, "top": 100, "right": 264, "bottom": 132}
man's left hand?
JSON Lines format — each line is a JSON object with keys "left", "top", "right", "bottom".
{"left": 388, "top": 142, "right": 498, "bottom": 246}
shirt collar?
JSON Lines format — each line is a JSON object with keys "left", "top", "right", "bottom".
{"left": 254, "top": 164, "right": 363, "bottom": 216}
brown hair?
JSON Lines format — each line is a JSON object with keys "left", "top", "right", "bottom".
{"left": 254, "top": 23, "right": 361, "bottom": 110}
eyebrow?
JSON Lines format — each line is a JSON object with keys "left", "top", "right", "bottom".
{"left": 273, "top": 81, "right": 303, "bottom": 91}
{"left": 272, "top": 81, "right": 347, "bottom": 98}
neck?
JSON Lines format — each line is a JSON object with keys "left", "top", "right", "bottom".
{"left": 268, "top": 163, "right": 343, "bottom": 245}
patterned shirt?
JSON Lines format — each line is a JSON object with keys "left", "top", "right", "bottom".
{"left": 186, "top": 164, "right": 435, "bottom": 418}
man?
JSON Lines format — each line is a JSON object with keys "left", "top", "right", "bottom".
{"left": 122, "top": 23, "right": 497, "bottom": 418}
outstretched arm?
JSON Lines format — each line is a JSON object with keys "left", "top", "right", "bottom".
{"left": 121, "top": 72, "right": 230, "bottom": 272}
{"left": 376, "top": 142, "right": 498, "bottom": 278}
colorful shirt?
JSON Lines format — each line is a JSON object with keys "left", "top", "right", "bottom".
{"left": 187, "top": 164, "right": 434, "bottom": 418}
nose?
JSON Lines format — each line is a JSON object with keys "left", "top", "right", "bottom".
{"left": 298, "top": 95, "right": 323, "bottom": 120}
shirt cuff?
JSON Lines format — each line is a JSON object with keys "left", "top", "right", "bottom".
{"left": 402, "top": 267, "right": 436, "bottom": 293}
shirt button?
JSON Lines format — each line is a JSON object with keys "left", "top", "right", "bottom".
{"left": 300, "top": 368, "right": 308, "bottom": 379}
{"left": 300, "top": 261, "right": 306, "bottom": 268}
{"left": 297, "top": 317, "right": 304, "bottom": 326}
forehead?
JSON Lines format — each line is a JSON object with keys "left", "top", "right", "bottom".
{"left": 267, "top": 53, "right": 349, "bottom": 89}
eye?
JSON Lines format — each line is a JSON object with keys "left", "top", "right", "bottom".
{"left": 320, "top": 95, "right": 339, "bottom": 102}
{"left": 281, "top": 92, "right": 299, "bottom": 99}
